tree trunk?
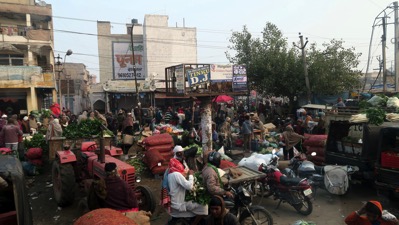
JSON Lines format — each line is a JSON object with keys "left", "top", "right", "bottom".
{"left": 201, "top": 102, "right": 212, "bottom": 164}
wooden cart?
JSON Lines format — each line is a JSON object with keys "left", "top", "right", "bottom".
{"left": 222, "top": 166, "right": 265, "bottom": 186}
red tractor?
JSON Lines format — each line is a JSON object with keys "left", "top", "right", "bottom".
{"left": 51, "top": 129, "right": 156, "bottom": 213}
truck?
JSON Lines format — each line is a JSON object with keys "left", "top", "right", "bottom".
{"left": 374, "top": 127, "right": 399, "bottom": 198}
{"left": 325, "top": 120, "right": 396, "bottom": 180}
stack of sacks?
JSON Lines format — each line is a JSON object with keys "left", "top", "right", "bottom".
{"left": 142, "top": 133, "right": 174, "bottom": 175}
{"left": 238, "top": 153, "right": 273, "bottom": 171}
{"left": 303, "top": 134, "right": 327, "bottom": 166}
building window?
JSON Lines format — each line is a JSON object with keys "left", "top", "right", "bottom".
{"left": 0, "top": 54, "right": 24, "bottom": 66}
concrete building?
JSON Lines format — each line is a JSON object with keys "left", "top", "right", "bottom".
{"left": 0, "top": 0, "right": 56, "bottom": 116}
{"left": 61, "top": 63, "right": 91, "bottom": 114}
{"left": 96, "top": 14, "right": 197, "bottom": 113}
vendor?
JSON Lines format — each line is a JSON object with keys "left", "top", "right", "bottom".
{"left": 252, "top": 116, "right": 265, "bottom": 140}
{"left": 219, "top": 117, "right": 232, "bottom": 150}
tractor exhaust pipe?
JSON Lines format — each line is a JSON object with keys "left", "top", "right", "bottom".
{"left": 99, "top": 124, "right": 107, "bottom": 163}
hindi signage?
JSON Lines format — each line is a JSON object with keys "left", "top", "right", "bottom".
{"left": 112, "top": 42, "right": 146, "bottom": 80}
{"left": 187, "top": 66, "right": 210, "bottom": 87}
{"left": 210, "top": 64, "right": 232, "bottom": 82}
{"left": 232, "top": 65, "right": 247, "bottom": 92}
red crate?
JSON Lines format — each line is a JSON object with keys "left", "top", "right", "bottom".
{"left": 381, "top": 151, "right": 399, "bottom": 169}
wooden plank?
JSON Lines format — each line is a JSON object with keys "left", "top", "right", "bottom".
{"left": 223, "top": 166, "right": 265, "bottom": 184}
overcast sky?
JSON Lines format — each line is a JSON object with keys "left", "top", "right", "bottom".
{"left": 46, "top": 0, "right": 396, "bottom": 79}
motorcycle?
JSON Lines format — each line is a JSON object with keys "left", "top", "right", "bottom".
{"left": 283, "top": 152, "right": 359, "bottom": 196}
{"left": 168, "top": 177, "right": 274, "bottom": 225}
{"left": 257, "top": 152, "right": 314, "bottom": 216}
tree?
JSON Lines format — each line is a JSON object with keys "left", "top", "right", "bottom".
{"left": 226, "top": 22, "right": 362, "bottom": 103}
{"left": 307, "top": 39, "right": 362, "bottom": 95}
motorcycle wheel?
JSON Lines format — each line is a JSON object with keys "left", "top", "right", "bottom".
{"left": 293, "top": 195, "right": 313, "bottom": 216}
{"left": 240, "top": 207, "right": 273, "bottom": 225}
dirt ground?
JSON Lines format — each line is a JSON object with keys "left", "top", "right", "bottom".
{"left": 29, "top": 151, "right": 399, "bottom": 225}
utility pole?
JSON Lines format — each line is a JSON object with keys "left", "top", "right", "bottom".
{"left": 394, "top": 1, "right": 399, "bottom": 92}
{"left": 382, "top": 17, "right": 388, "bottom": 93}
{"left": 294, "top": 33, "right": 311, "bottom": 103}
{"left": 55, "top": 54, "right": 63, "bottom": 112}
{"left": 130, "top": 19, "right": 142, "bottom": 125}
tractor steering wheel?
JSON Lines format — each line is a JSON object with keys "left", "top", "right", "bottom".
{"left": 86, "top": 143, "right": 97, "bottom": 151}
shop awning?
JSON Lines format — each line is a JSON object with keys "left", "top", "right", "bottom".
{"left": 154, "top": 93, "right": 190, "bottom": 99}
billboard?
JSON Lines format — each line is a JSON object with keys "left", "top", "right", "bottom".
{"left": 187, "top": 66, "right": 210, "bottom": 87}
{"left": 210, "top": 64, "right": 232, "bottom": 82}
{"left": 232, "top": 65, "right": 247, "bottom": 92}
{"left": 112, "top": 42, "right": 145, "bottom": 80}
{"left": 175, "top": 65, "right": 185, "bottom": 93}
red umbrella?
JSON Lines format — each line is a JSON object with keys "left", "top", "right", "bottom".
{"left": 212, "top": 95, "right": 234, "bottom": 103}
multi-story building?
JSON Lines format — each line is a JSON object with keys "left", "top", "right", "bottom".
{"left": 96, "top": 14, "right": 197, "bottom": 113}
{"left": 62, "top": 63, "right": 91, "bottom": 114}
{"left": 0, "top": 0, "right": 56, "bottom": 116}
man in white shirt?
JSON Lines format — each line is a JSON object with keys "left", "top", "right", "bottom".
{"left": 167, "top": 146, "right": 208, "bottom": 222}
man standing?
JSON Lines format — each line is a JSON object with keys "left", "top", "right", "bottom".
{"left": 219, "top": 117, "right": 232, "bottom": 150}
{"left": 241, "top": 115, "right": 253, "bottom": 152}
{"left": 0, "top": 118, "right": 23, "bottom": 155}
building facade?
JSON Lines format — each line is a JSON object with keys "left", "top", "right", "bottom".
{"left": 0, "top": 0, "right": 56, "bottom": 116}
{"left": 96, "top": 14, "right": 197, "bottom": 113}
{"left": 61, "top": 62, "right": 91, "bottom": 114}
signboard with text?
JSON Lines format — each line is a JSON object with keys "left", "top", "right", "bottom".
{"left": 175, "top": 65, "right": 185, "bottom": 93}
{"left": 187, "top": 66, "right": 210, "bottom": 87}
{"left": 232, "top": 65, "right": 247, "bottom": 92}
{"left": 210, "top": 64, "right": 232, "bottom": 82}
{"left": 112, "top": 42, "right": 146, "bottom": 80}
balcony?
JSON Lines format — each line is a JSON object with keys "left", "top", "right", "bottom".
{"left": 0, "top": 66, "right": 55, "bottom": 88}
{"left": 1, "top": 27, "right": 52, "bottom": 43}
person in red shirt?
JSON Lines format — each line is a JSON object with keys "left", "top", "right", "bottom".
{"left": 345, "top": 200, "right": 398, "bottom": 225}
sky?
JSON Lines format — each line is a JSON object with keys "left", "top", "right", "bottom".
{"left": 45, "top": 0, "right": 397, "bottom": 81}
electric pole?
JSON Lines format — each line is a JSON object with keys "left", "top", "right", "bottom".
{"left": 394, "top": 1, "right": 399, "bottom": 92}
{"left": 382, "top": 17, "right": 388, "bottom": 93}
{"left": 130, "top": 19, "right": 142, "bottom": 125}
{"left": 294, "top": 33, "right": 311, "bottom": 103}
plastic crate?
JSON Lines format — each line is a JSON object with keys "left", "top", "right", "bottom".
{"left": 381, "top": 151, "right": 399, "bottom": 169}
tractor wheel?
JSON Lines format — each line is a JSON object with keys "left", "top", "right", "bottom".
{"left": 136, "top": 185, "right": 156, "bottom": 213}
{"left": 52, "top": 160, "right": 75, "bottom": 207}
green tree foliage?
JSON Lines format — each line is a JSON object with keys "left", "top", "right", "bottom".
{"left": 226, "top": 22, "right": 362, "bottom": 100}
{"left": 307, "top": 39, "right": 362, "bottom": 95}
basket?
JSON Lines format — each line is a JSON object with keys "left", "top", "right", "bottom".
{"left": 381, "top": 151, "right": 399, "bottom": 169}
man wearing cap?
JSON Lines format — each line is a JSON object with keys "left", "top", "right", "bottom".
{"left": 94, "top": 162, "right": 138, "bottom": 211}
{"left": 167, "top": 145, "right": 208, "bottom": 222}
{"left": 0, "top": 114, "right": 7, "bottom": 131}
{"left": 345, "top": 200, "right": 398, "bottom": 225}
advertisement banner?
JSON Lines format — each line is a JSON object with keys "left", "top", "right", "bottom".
{"left": 175, "top": 65, "right": 185, "bottom": 93}
{"left": 232, "top": 65, "right": 247, "bottom": 92}
{"left": 210, "top": 64, "right": 232, "bottom": 82}
{"left": 112, "top": 42, "right": 145, "bottom": 80}
{"left": 187, "top": 66, "right": 210, "bottom": 87}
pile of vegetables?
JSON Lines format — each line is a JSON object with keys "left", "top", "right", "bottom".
{"left": 184, "top": 143, "right": 202, "bottom": 155}
{"left": 126, "top": 156, "right": 147, "bottom": 174}
{"left": 63, "top": 119, "right": 113, "bottom": 139}
{"left": 74, "top": 208, "right": 138, "bottom": 225}
{"left": 23, "top": 133, "right": 48, "bottom": 155}
{"left": 185, "top": 172, "right": 211, "bottom": 205}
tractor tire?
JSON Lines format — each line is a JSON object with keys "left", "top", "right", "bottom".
{"left": 52, "top": 160, "right": 75, "bottom": 207}
{"left": 136, "top": 185, "right": 156, "bottom": 213}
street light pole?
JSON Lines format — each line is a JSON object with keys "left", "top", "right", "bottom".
{"left": 66, "top": 73, "right": 71, "bottom": 111}
{"left": 55, "top": 50, "right": 73, "bottom": 114}
{"left": 130, "top": 19, "right": 142, "bottom": 125}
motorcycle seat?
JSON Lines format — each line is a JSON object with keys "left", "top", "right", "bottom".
{"left": 280, "top": 176, "right": 303, "bottom": 186}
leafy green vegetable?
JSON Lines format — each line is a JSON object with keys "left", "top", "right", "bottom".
{"left": 185, "top": 172, "right": 211, "bottom": 205}
{"left": 24, "top": 133, "right": 48, "bottom": 155}
{"left": 364, "top": 107, "right": 386, "bottom": 126}
{"left": 63, "top": 119, "right": 104, "bottom": 139}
